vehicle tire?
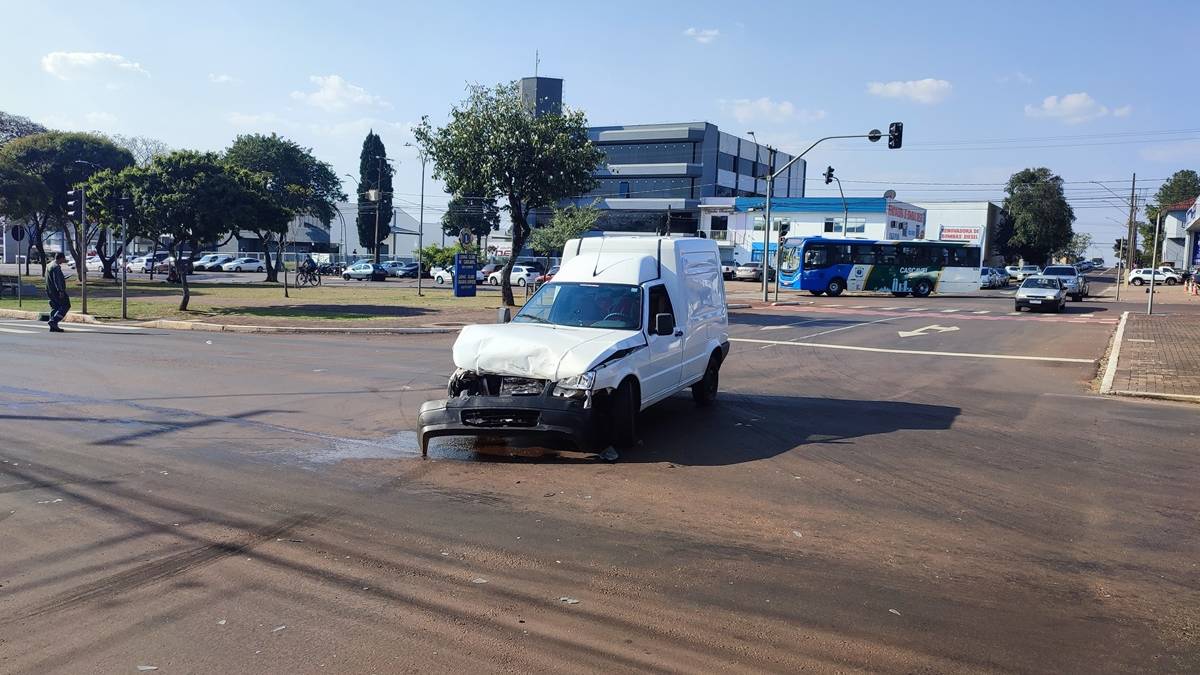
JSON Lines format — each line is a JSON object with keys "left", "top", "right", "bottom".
{"left": 691, "top": 354, "right": 720, "bottom": 406}
{"left": 1015, "top": 303, "right": 1022, "bottom": 312}
{"left": 892, "top": 291, "right": 910, "bottom": 297}
{"left": 517, "top": 278, "right": 526, "bottom": 287}
{"left": 489, "top": 277, "right": 499, "bottom": 286}
{"left": 809, "top": 290, "right": 825, "bottom": 296}
{"left": 343, "top": 273, "right": 351, "bottom": 281}
{"left": 1131, "top": 277, "right": 1144, "bottom": 286}
{"left": 1057, "top": 300, "right": 1065, "bottom": 313}
{"left": 1166, "top": 278, "right": 1178, "bottom": 286}
{"left": 234, "top": 266, "right": 243, "bottom": 272}
{"left": 1072, "top": 293, "right": 1082, "bottom": 302}
{"left": 825, "top": 278, "right": 845, "bottom": 297}
{"left": 256, "top": 266, "right": 264, "bottom": 273}
{"left": 611, "top": 378, "right": 639, "bottom": 449}
{"left": 436, "top": 276, "right": 446, "bottom": 284}
{"left": 912, "top": 279, "right": 933, "bottom": 298}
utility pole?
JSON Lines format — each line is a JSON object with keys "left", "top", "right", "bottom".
{"left": 1148, "top": 211, "right": 1162, "bottom": 315}
{"left": 1125, "top": 173, "right": 1137, "bottom": 295}
{"left": 79, "top": 190, "right": 88, "bottom": 315}
{"left": 417, "top": 153, "right": 426, "bottom": 298}
{"left": 374, "top": 155, "right": 383, "bottom": 264}
{"left": 120, "top": 195, "right": 129, "bottom": 320}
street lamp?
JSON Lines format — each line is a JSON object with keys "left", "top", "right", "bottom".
{"left": 758, "top": 128, "right": 893, "bottom": 302}
{"left": 404, "top": 142, "right": 427, "bottom": 297}
{"left": 71, "top": 159, "right": 103, "bottom": 314}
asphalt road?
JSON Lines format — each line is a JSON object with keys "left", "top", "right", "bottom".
{"left": 1, "top": 278, "right": 1198, "bottom": 673}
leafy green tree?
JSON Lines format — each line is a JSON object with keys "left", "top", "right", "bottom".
{"left": 441, "top": 194, "right": 499, "bottom": 242}
{"left": 82, "top": 168, "right": 145, "bottom": 279}
{"left": 355, "top": 130, "right": 393, "bottom": 262}
{"left": 0, "top": 131, "right": 134, "bottom": 276}
{"left": 225, "top": 133, "right": 345, "bottom": 281}
{"left": 529, "top": 201, "right": 599, "bottom": 255}
{"left": 0, "top": 111, "right": 47, "bottom": 146}
{"left": 414, "top": 82, "right": 602, "bottom": 305}
{"left": 0, "top": 157, "right": 49, "bottom": 225}
{"left": 130, "top": 151, "right": 278, "bottom": 310}
{"left": 1002, "top": 167, "right": 1075, "bottom": 265}
{"left": 1054, "top": 231, "right": 1093, "bottom": 262}
{"left": 109, "top": 134, "right": 171, "bottom": 166}
{"left": 1146, "top": 169, "right": 1200, "bottom": 225}
{"left": 417, "top": 243, "right": 478, "bottom": 271}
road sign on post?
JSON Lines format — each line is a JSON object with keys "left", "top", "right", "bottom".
{"left": 453, "top": 252, "right": 477, "bottom": 298}
{"left": 11, "top": 224, "right": 25, "bottom": 242}
{"left": 459, "top": 228, "right": 474, "bottom": 247}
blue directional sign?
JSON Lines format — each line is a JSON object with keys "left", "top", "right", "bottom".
{"left": 453, "top": 252, "right": 477, "bottom": 298}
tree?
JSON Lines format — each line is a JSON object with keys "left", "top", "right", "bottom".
{"left": 414, "top": 82, "right": 602, "bottom": 305}
{"left": 224, "top": 133, "right": 345, "bottom": 282}
{"left": 131, "top": 151, "right": 276, "bottom": 310}
{"left": 1147, "top": 169, "right": 1200, "bottom": 225}
{"left": 418, "top": 243, "right": 479, "bottom": 271}
{"left": 0, "top": 158, "right": 50, "bottom": 224}
{"left": 1113, "top": 238, "right": 1141, "bottom": 266}
{"left": 1002, "top": 167, "right": 1075, "bottom": 265}
{"left": 0, "top": 111, "right": 47, "bottom": 146}
{"left": 1054, "top": 231, "right": 1093, "bottom": 262}
{"left": 0, "top": 131, "right": 134, "bottom": 279}
{"left": 528, "top": 201, "right": 600, "bottom": 255}
{"left": 109, "top": 134, "right": 171, "bottom": 167}
{"left": 355, "top": 131, "right": 393, "bottom": 263}
{"left": 441, "top": 194, "right": 499, "bottom": 242}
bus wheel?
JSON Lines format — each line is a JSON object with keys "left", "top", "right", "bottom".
{"left": 912, "top": 279, "right": 933, "bottom": 298}
{"left": 825, "top": 278, "right": 845, "bottom": 297}
{"left": 892, "top": 291, "right": 910, "bottom": 297}
{"left": 809, "top": 290, "right": 825, "bottom": 296}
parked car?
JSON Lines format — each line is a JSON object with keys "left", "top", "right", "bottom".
{"left": 1039, "top": 265, "right": 1090, "bottom": 301}
{"left": 733, "top": 261, "right": 775, "bottom": 282}
{"left": 487, "top": 265, "right": 539, "bottom": 287}
{"left": 342, "top": 261, "right": 389, "bottom": 281}
{"left": 222, "top": 257, "right": 265, "bottom": 273}
{"left": 992, "top": 267, "right": 1011, "bottom": 287}
{"left": 536, "top": 266, "right": 560, "bottom": 285}
{"left": 418, "top": 235, "right": 729, "bottom": 454}
{"left": 84, "top": 256, "right": 104, "bottom": 272}
{"left": 720, "top": 260, "right": 737, "bottom": 280}
{"left": 431, "top": 266, "right": 485, "bottom": 285}
{"left": 1004, "top": 265, "right": 1021, "bottom": 279}
{"left": 1015, "top": 276, "right": 1066, "bottom": 313}
{"left": 1014, "top": 265, "right": 1041, "bottom": 281}
{"left": 979, "top": 267, "right": 995, "bottom": 289}
{"left": 194, "top": 254, "right": 235, "bottom": 271}
{"left": 479, "top": 262, "right": 501, "bottom": 277}
{"left": 1127, "top": 268, "right": 1181, "bottom": 286}
{"left": 391, "top": 262, "right": 422, "bottom": 278}
{"left": 127, "top": 252, "right": 171, "bottom": 273}
{"left": 378, "top": 260, "right": 410, "bottom": 277}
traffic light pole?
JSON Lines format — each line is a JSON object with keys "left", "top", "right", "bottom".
{"left": 760, "top": 132, "right": 886, "bottom": 302}
{"left": 79, "top": 191, "right": 88, "bottom": 315}
{"left": 120, "top": 208, "right": 128, "bottom": 320}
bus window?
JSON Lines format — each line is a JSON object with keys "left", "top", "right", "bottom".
{"left": 899, "top": 244, "right": 927, "bottom": 266}
{"left": 875, "top": 245, "right": 898, "bottom": 265}
{"left": 851, "top": 242, "right": 876, "bottom": 264}
{"left": 804, "top": 244, "right": 830, "bottom": 268}
{"left": 950, "top": 247, "right": 981, "bottom": 267}
{"left": 781, "top": 244, "right": 801, "bottom": 272}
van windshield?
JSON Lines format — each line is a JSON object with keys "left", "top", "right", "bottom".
{"left": 513, "top": 283, "right": 642, "bottom": 330}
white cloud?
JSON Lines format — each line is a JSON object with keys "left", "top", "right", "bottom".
{"left": 290, "top": 75, "right": 388, "bottom": 112}
{"left": 722, "top": 97, "right": 825, "bottom": 125}
{"left": 41, "top": 51, "right": 149, "bottom": 80}
{"left": 208, "top": 73, "right": 238, "bottom": 84}
{"left": 683, "top": 27, "right": 720, "bottom": 44}
{"left": 997, "top": 71, "right": 1033, "bottom": 85}
{"left": 866, "top": 78, "right": 952, "bottom": 104}
{"left": 1024, "top": 92, "right": 1118, "bottom": 124}
{"left": 1113, "top": 104, "right": 1133, "bottom": 118}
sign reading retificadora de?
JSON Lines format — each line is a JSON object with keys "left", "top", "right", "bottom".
{"left": 938, "top": 225, "right": 983, "bottom": 243}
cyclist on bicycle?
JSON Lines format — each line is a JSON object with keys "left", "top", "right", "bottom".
{"left": 300, "top": 255, "right": 316, "bottom": 274}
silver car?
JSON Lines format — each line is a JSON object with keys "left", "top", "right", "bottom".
{"left": 1015, "top": 275, "right": 1066, "bottom": 313}
{"left": 1039, "top": 265, "right": 1089, "bottom": 301}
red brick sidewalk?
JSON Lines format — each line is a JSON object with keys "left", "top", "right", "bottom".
{"left": 1104, "top": 312, "right": 1200, "bottom": 401}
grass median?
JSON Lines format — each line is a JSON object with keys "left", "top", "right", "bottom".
{"left": 1, "top": 275, "right": 520, "bottom": 326}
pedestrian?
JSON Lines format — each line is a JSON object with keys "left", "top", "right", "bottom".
{"left": 45, "top": 252, "right": 70, "bottom": 333}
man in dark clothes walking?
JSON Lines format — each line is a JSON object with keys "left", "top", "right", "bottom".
{"left": 45, "top": 252, "right": 70, "bottom": 332}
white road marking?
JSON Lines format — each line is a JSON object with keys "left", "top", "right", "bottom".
{"left": 760, "top": 319, "right": 818, "bottom": 332}
{"left": 1127, "top": 338, "right": 1155, "bottom": 343}
{"left": 0, "top": 327, "right": 38, "bottom": 334}
{"left": 971, "top": 310, "right": 990, "bottom": 314}
{"left": 732, "top": 337, "right": 1095, "bottom": 364}
{"left": 792, "top": 315, "right": 898, "bottom": 340}
{"left": 906, "top": 307, "right": 926, "bottom": 312}
{"left": 940, "top": 309, "right": 960, "bottom": 313}
{"left": 851, "top": 305, "right": 870, "bottom": 309}
{"left": 897, "top": 324, "right": 960, "bottom": 338}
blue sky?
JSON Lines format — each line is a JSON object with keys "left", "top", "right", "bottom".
{"left": 3, "top": 0, "right": 1198, "bottom": 257}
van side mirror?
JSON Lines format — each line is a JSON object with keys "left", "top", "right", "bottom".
{"left": 654, "top": 313, "right": 675, "bottom": 336}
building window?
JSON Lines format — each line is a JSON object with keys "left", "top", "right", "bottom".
{"left": 824, "top": 218, "right": 841, "bottom": 233}
{"left": 846, "top": 218, "right": 866, "bottom": 233}
{"left": 717, "top": 152, "right": 735, "bottom": 172}
{"left": 586, "top": 178, "right": 692, "bottom": 199}
{"left": 599, "top": 142, "right": 694, "bottom": 165}
{"left": 618, "top": 181, "right": 630, "bottom": 198}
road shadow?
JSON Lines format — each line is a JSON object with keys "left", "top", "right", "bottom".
{"left": 207, "top": 304, "right": 433, "bottom": 320}
{"left": 436, "top": 393, "right": 959, "bottom": 467}
{"left": 729, "top": 313, "right": 885, "bottom": 330}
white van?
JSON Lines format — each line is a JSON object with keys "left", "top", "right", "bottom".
{"left": 418, "top": 235, "right": 730, "bottom": 455}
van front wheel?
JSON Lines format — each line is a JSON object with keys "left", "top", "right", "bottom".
{"left": 692, "top": 355, "right": 720, "bottom": 405}
{"left": 610, "top": 379, "right": 639, "bottom": 449}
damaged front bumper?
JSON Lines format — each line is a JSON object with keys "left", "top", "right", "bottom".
{"left": 417, "top": 395, "right": 604, "bottom": 455}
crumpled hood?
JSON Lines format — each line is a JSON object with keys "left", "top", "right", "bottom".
{"left": 453, "top": 322, "right": 644, "bottom": 381}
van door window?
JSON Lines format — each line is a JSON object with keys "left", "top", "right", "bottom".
{"left": 648, "top": 285, "right": 676, "bottom": 335}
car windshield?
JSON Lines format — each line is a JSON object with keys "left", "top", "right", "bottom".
{"left": 513, "top": 282, "right": 642, "bottom": 330}
{"left": 1021, "top": 278, "right": 1060, "bottom": 290}
{"left": 1043, "top": 267, "right": 1075, "bottom": 275}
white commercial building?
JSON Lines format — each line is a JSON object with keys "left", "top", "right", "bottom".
{"left": 912, "top": 201, "right": 1007, "bottom": 265}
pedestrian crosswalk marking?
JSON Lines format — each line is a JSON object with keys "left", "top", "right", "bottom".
{"left": 940, "top": 309, "right": 960, "bottom": 313}
{"left": 0, "top": 327, "right": 37, "bottom": 334}
{"left": 972, "top": 310, "right": 990, "bottom": 314}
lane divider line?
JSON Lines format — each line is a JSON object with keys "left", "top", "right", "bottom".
{"left": 731, "top": 337, "right": 1096, "bottom": 364}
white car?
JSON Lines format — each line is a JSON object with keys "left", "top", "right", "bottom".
{"left": 222, "top": 257, "right": 265, "bottom": 272}
{"left": 193, "top": 254, "right": 234, "bottom": 271}
{"left": 432, "top": 266, "right": 485, "bottom": 285}
{"left": 418, "top": 235, "right": 730, "bottom": 454}
{"left": 487, "top": 265, "right": 539, "bottom": 287}
{"left": 1127, "top": 268, "right": 1180, "bottom": 286}
{"left": 1015, "top": 275, "right": 1066, "bottom": 313}
{"left": 1014, "top": 265, "right": 1041, "bottom": 281}
{"left": 85, "top": 257, "right": 104, "bottom": 272}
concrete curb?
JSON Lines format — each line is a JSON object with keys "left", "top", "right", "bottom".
{"left": 0, "top": 308, "right": 98, "bottom": 324}
{"left": 138, "top": 319, "right": 459, "bottom": 335}
{"left": 726, "top": 303, "right": 752, "bottom": 310}
{"left": 1099, "top": 310, "right": 1129, "bottom": 395}
{"left": 1107, "top": 390, "right": 1200, "bottom": 404}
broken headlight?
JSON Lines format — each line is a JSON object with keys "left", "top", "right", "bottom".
{"left": 553, "top": 371, "right": 596, "bottom": 402}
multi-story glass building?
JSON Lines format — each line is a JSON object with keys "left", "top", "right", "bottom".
{"left": 562, "top": 122, "right": 805, "bottom": 234}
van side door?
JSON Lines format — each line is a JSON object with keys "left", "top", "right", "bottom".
{"left": 641, "top": 283, "right": 683, "bottom": 405}
{"left": 680, "top": 252, "right": 723, "bottom": 384}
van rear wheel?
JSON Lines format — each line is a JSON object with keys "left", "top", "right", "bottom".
{"left": 611, "top": 379, "right": 639, "bottom": 449}
{"left": 692, "top": 355, "right": 720, "bottom": 405}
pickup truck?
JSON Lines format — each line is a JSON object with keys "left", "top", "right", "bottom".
{"left": 418, "top": 235, "right": 730, "bottom": 456}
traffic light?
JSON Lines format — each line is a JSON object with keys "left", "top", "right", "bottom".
{"left": 823, "top": 166, "right": 835, "bottom": 185}
{"left": 779, "top": 221, "right": 791, "bottom": 238}
{"left": 65, "top": 189, "right": 84, "bottom": 220}
{"left": 888, "top": 122, "right": 904, "bottom": 149}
